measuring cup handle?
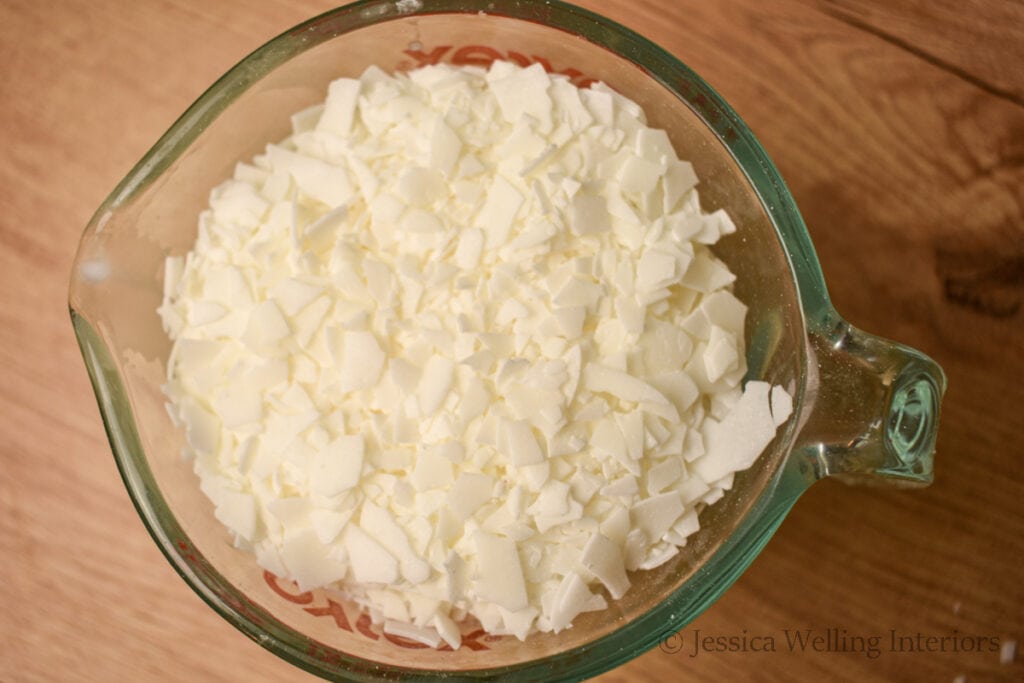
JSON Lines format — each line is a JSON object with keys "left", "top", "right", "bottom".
{"left": 793, "top": 314, "right": 946, "bottom": 487}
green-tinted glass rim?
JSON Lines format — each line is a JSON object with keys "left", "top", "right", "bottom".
{"left": 73, "top": 1, "right": 831, "bottom": 680}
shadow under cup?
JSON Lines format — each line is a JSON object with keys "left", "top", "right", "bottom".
{"left": 70, "top": 3, "right": 812, "bottom": 680}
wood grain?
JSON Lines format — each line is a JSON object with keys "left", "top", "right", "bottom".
{"left": 1, "top": 1, "right": 1021, "bottom": 682}
{"left": 821, "top": 0, "right": 1024, "bottom": 104}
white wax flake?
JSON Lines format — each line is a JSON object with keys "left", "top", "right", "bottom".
{"left": 411, "top": 448, "right": 455, "bottom": 491}
{"left": 309, "top": 435, "right": 364, "bottom": 497}
{"left": 163, "top": 255, "right": 185, "bottom": 299}
{"left": 599, "top": 506, "right": 630, "bottom": 548}
{"left": 161, "top": 60, "right": 794, "bottom": 647}
{"left": 242, "top": 300, "right": 290, "bottom": 349}
{"left": 591, "top": 418, "right": 628, "bottom": 463}
{"left": 616, "top": 154, "right": 663, "bottom": 195}
{"left": 569, "top": 193, "right": 611, "bottom": 236}
{"left": 552, "top": 277, "right": 603, "bottom": 309}
{"left": 344, "top": 524, "right": 399, "bottom": 585}
{"left": 369, "top": 588, "right": 410, "bottom": 622}
{"left": 270, "top": 277, "right": 323, "bottom": 316}
{"left": 700, "top": 289, "right": 747, "bottom": 332}
{"left": 634, "top": 127, "right": 673, "bottom": 162}
{"left": 771, "top": 384, "right": 794, "bottom": 426}
{"left": 692, "top": 381, "right": 784, "bottom": 484}
{"left": 454, "top": 227, "right": 484, "bottom": 269}
{"left": 448, "top": 472, "right": 494, "bottom": 521}
{"left": 583, "top": 364, "right": 675, "bottom": 418}
{"left": 472, "top": 530, "right": 529, "bottom": 611}
{"left": 694, "top": 208, "right": 734, "bottom": 244}
{"left": 580, "top": 533, "right": 630, "bottom": 599}
{"left": 398, "top": 167, "right": 446, "bottom": 207}
{"left": 280, "top": 528, "right": 349, "bottom": 592}
{"left": 636, "top": 248, "right": 678, "bottom": 291}
{"left": 550, "top": 572, "right": 607, "bottom": 633}
{"left": 487, "top": 62, "right": 553, "bottom": 130}
{"left": 188, "top": 300, "right": 227, "bottom": 327}
{"left": 418, "top": 355, "right": 455, "bottom": 416}
{"left": 680, "top": 250, "right": 736, "bottom": 292}
{"left": 213, "top": 490, "right": 258, "bottom": 542}
{"left": 211, "top": 386, "right": 262, "bottom": 430}
{"left": 384, "top": 619, "right": 443, "bottom": 648}
{"left": 478, "top": 175, "right": 525, "bottom": 249}
{"left": 360, "top": 501, "right": 431, "bottom": 584}
{"left": 309, "top": 508, "right": 352, "bottom": 545}
{"left": 553, "top": 306, "right": 586, "bottom": 339}
{"left": 637, "top": 543, "right": 679, "bottom": 570}
{"left": 317, "top": 78, "right": 361, "bottom": 137}
{"left": 502, "top": 419, "right": 546, "bottom": 467}
{"left": 433, "top": 612, "right": 462, "bottom": 649}
{"left": 581, "top": 88, "right": 614, "bottom": 126}
{"left": 527, "top": 480, "right": 572, "bottom": 518}
{"left": 631, "top": 491, "right": 685, "bottom": 543}
{"left": 662, "top": 161, "right": 699, "bottom": 211}
{"left": 180, "top": 400, "right": 220, "bottom": 455}
{"left": 265, "top": 144, "right": 354, "bottom": 207}
{"left": 703, "top": 325, "right": 740, "bottom": 383}
{"left": 429, "top": 118, "right": 463, "bottom": 176}
{"left": 645, "top": 457, "right": 683, "bottom": 494}
{"left": 338, "top": 331, "right": 386, "bottom": 393}
{"left": 203, "top": 264, "right": 253, "bottom": 308}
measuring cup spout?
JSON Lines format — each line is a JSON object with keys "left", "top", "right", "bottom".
{"left": 794, "top": 315, "right": 946, "bottom": 487}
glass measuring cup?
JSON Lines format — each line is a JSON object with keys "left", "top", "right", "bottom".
{"left": 69, "top": 0, "right": 946, "bottom": 679}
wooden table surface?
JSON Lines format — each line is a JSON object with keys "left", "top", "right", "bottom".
{"left": 2, "top": 1, "right": 1022, "bottom": 681}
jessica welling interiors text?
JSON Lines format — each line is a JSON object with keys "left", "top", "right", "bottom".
{"left": 659, "top": 627, "right": 1002, "bottom": 659}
